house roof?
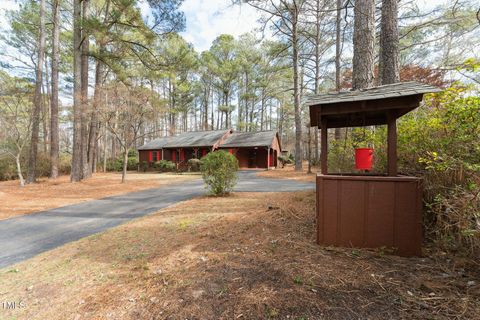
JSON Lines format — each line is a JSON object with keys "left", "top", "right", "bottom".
{"left": 138, "top": 130, "right": 231, "bottom": 150}
{"left": 220, "top": 131, "right": 277, "bottom": 148}
{"left": 138, "top": 130, "right": 280, "bottom": 150}
{"left": 137, "top": 136, "right": 172, "bottom": 150}
{"left": 307, "top": 81, "right": 441, "bottom": 128}
{"left": 164, "top": 130, "right": 231, "bottom": 148}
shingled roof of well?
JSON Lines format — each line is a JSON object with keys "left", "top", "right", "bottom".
{"left": 220, "top": 131, "right": 277, "bottom": 148}
{"left": 305, "top": 81, "right": 441, "bottom": 106}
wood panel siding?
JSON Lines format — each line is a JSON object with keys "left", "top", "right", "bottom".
{"left": 316, "top": 174, "right": 422, "bottom": 256}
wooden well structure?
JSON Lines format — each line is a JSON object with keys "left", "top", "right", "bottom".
{"left": 307, "top": 82, "right": 441, "bottom": 256}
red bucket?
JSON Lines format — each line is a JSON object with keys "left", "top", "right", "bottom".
{"left": 355, "top": 148, "right": 373, "bottom": 170}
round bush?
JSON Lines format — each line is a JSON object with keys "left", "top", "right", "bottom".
{"left": 154, "top": 160, "right": 176, "bottom": 172}
{"left": 200, "top": 150, "right": 238, "bottom": 195}
{"left": 187, "top": 158, "right": 202, "bottom": 172}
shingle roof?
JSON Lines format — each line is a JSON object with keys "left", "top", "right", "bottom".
{"left": 164, "top": 130, "right": 231, "bottom": 148}
{"left": 220, "top": 131, "right": 277, "bottom": 148}
{"left": 305, "top": 81, "right": 441, "bottom": 106}
{"left": 138, "top": 130, "right": 231, "bottom": 150}
{"left": 137, "top": 136, "right": 172, "bottom": 150}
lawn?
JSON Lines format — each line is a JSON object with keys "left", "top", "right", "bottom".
{"left": 1, "top": 191, "right": 478, "bottom": 319}
{"left": 0, "top": 172, "right": 200, "bottom": 220}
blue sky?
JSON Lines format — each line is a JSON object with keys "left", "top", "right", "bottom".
{"left": 1, "top": 0, "right": 447, "bottom": 53}
{"left": 178, "top": 0, "right": 261, "bottom": 52}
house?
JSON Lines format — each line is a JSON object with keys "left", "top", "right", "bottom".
{"left": 138, "top": 129, "right": 282, "bottom": 170}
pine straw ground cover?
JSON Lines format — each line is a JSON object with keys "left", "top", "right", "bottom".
{"left": 1, "top": 192, "right": 479, "bottom": 320}
{"left": 0, "top": 172, "right": 199, "bottom": 220}
{"left": 257, "top": 164, "right": 317, "bottom": 182}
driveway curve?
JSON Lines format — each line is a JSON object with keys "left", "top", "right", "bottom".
{"left": 0, "top": 171, "right": 314, "bottom": 268}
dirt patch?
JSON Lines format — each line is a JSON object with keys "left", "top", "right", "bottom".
{"left": 0, "top": 192, "right": 478, "bottom": 319}
{"left": 0, "top": 172, "right": 199, "bottom": 220}
{"left": 258, "top": 163, "right": 317, "bottom": 182}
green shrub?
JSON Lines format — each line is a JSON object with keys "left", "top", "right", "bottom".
{"left": 278, "top": 155, "right": 293, "bottom": 167}
{"left": 106, "top": 158, "right": 122, "bottom": 172}
{"left": 58, "top": 154, "right": 72, "bottom": 175}
{"left": 35, "top": 153, "right": 52, "bottom": 177}
{"left": 0, "top": 157, "right": 17, "bottom": 181}
{"left": 187, "top": 158, "right": 202, "bottom": 172}
{"left": 126, "top": 156, "right": 138, "bottom": 170}
{"left": 106, "top": 152, "right": 138, "bottom": 172}
{"left": 139, "top": 161, "right": 149, "bottom": 172}
{"left": 154, "top": 160, "right": 176, "bottom": 172}
{"left": 200, "top": 150, "right": 238, "bottom": 195}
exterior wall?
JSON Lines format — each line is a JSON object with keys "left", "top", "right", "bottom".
{"left": 316, "top": 174, "right": 423, "bottom": 256}
{"left": 139, "top": 150, "right": 149, "bottom": 163}
{"left": 139, "top": 150, "right": 162, "bottom": 164}
{"left": 270, "top": 135, "right": 281, "bottom": 168}
{"left": 235, "top": 148, "right": 250, "bottom": 168}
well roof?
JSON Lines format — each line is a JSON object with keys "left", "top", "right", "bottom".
{"left": 307, "top": 81, "right": 441, "bottom": 128}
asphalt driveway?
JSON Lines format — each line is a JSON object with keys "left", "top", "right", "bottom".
{"left": 0, "top": 171, "right": 313, "bottom": 269}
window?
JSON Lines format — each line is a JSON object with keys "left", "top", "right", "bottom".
{"left": 150, "top": 151, "right": 161, "bottom": 162}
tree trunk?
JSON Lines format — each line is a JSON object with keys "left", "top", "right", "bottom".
{"left": 103, "top": 125, "right": 108, "bottom": 172}
{"left": 203, "top": 87, "right": 209, "bottom": 130}
{"left": 26, "top": 0, "right": 46, "bottom": 184}
{"left": 352, "top": 0, "right": 375, "bottom": 90}
{"left": 50, "top": 0, "right": 60, "bottom": 179}
{"left": 335, "top": 0, "right": 342, "bottom": 91}
{"left": 71, "top": 0, "right": 83, "bottom": 182}
{"left": 121, "top": 146, "right": 128, "bottom": 183}
{"left": 334, "top": 0, "right": 343, "bottom": 141}
{"left": 81, "top": 0, "right": 90, "bottom": 178}
{"left": 313, "top": 0, "right": 324, "bottom": 163}
{"left": 16, "top": 155, "right": 25, "bottom": 187}
{"left": 379, "top": 0, "right": 399, "bottom": 85}
{"left": 88, "top": 60, "right": 104, "bottom": 175}
{"left": 260, "top": 92, "right": 265, "bottom": 131}
{"left": 42, "top": 58, "right": 50, "bottom": 155}
{"left": 292, "top": 6, "right": 302, "bottom": 170}
{"left": 307, "top": 126, "right": 312, "bottom": 174}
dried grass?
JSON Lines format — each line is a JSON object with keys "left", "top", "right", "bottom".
{"left": 257, "top": 163, "right": 317, "bottom": 182}
{"left": 1, "top": 192, "right": 478, "bottom": 319}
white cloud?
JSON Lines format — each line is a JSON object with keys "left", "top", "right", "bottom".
{"left": 180, "top": 0, "right": 262, "bottom": 52}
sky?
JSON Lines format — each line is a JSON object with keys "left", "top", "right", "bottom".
{"left": 0, "top": 0, "right": 448, "bottom": 53}
{"left": 178, "top": 0, "right": 262, "bottom": 52}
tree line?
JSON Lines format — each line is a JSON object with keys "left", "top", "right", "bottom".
{"left": 0, "top": 0, "right": 478, "bottom": 185}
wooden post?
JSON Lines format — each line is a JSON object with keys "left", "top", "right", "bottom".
{"left": 387, "top": 113, "right": 397, "bottom": 176}
{"left": 267, "top": 148, "right": 270, "bottom": 170}
{"left": 320, "top": 117, "right": 328, "bottom": 175}
{"left": 161, "top": 148, "right": 164, "bottom": 160}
